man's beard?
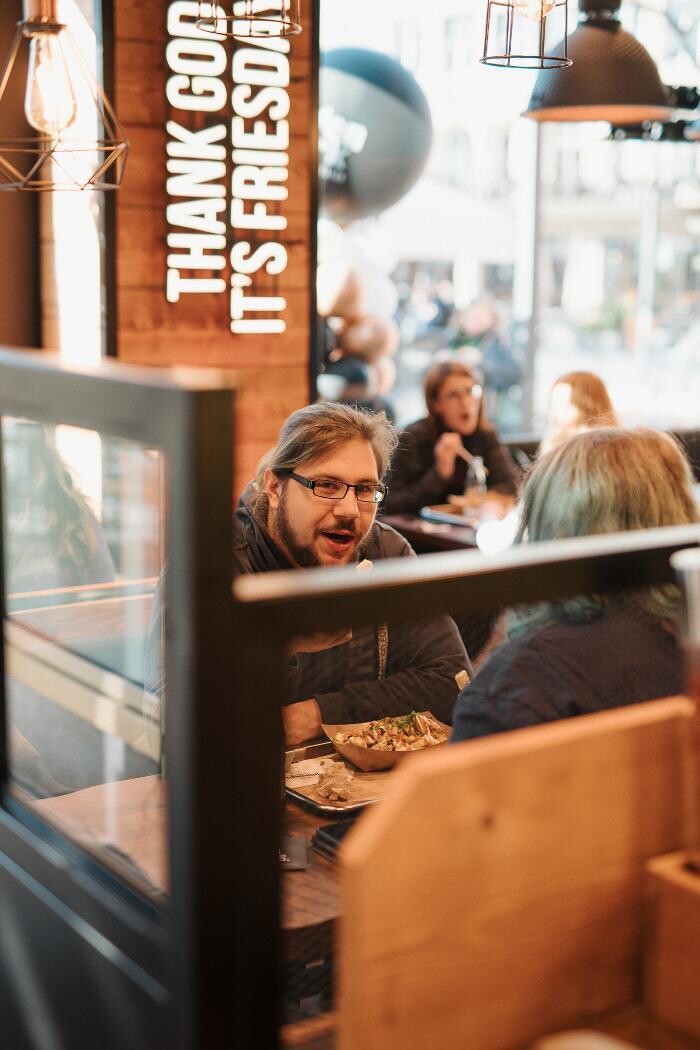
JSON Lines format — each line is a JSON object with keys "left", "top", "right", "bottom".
{"left": 274, "top": 491, "right": 366, "bottom": 568}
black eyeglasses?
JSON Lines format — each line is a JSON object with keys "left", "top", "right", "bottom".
{"left": 281, "top": 470, "right": 387, "bottom": 504}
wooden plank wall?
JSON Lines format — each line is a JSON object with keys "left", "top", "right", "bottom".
{"left": 0, "top": 0, "right": 40, "bottom": 349}
{"left": 113, "top": 0, "right": 316, "bottom": 494}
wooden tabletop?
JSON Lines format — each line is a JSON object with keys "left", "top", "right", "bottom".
{"left": 380, "top": 513, "right": 477, "bottom": 553}
{"left": 283, "top": 802, "right": 342, "bottom": 931}
{"left": 32, "top": 775, "right": 344, "bottom": 932}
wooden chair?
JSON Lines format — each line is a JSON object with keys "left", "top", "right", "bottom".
{"left": 338, "top": 698, "right": 699, "bottom": 1050}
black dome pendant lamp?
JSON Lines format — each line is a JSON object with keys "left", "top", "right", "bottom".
{"left": 524, "top": 0, "right": 674, "bottom": 123}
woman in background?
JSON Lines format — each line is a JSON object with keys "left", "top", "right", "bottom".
{"left": 384, "top": 361, "right": 518, "bottom": 515}
{"left": 476, "top": 371, "right": 618, "bottom": 554}
{"left": 540, "top": 370, "right": 618, "bottom": 455}
{"left": 452, "top": 427, "right": 697, "bottom": 742}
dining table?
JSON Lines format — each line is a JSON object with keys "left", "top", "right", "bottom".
{"left": 379, "top": 512, "right": 477, "bottom": 554}
{"left": 32, "top": 774, "right": 347, "bottom": 1022}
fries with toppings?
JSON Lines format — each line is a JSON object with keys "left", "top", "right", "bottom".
{"left": 334, "top": 711, "right": 448, "bottom": 753}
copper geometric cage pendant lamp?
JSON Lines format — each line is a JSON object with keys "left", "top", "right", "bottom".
{"left": 195, "top": 0, "right": 302, "bottom": 38}
{"left": 0, "top": 0, "right": 128, "bottom": 192}
{"left": 481, "top": 0, "right": 571, "bottom": 70}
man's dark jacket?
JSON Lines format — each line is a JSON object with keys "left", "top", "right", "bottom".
{"left": 235, "top": 487, "right": 469, "bottom": 725}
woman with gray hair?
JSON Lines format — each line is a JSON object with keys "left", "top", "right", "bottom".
{"left": 451, "top": 427, "right": 698, "bottom": 742}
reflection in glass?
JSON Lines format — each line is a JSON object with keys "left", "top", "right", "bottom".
{"left": 1, "top": 418, "right": 168, "bottom": 901}
{"left": 3, "top": 421, "right": 114, "bottom": 595}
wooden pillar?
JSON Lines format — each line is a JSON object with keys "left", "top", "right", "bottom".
{"left": 0, "top": 0, "right": 40, "bottom": 349}
{"left": 113, "top": 0, "right": 317, "bottom": 493}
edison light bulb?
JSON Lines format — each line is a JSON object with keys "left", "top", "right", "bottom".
{"left": 24, "top": 32, "right": 77, "bottom": 136}
{"left": 513, "top": 0, "right": 557, "bottom": 20}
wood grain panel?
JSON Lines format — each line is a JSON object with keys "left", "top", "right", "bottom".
{"left": 116, "top": 206, "right": 167, "bottom": 288}
{"left": 339, "top": 698, "right": 698, "bottom": 1050}
{"left": 644, "top": 850, "right": 700, "bottom": 1041}
{"left": 118, "top": 325, "right": 309, "bottom": 364}
{"left": 235, "top": 376, "right": 309, "bottom": 439}
{"left": 114, "top": 0, "right": 317, "bottom": 492}
{"left": 114, "top": 0, "right": 166, "bottom": 43}
{"left": 119, "top": 287, "right": 308, "bottom": 347}
{"left": 121, "top": 128, "right": 311, "bottom": 217}
{"left": 117, "top": 205, "right": 310, "bottom": 294}
{"left": 115, "top": 40, "right": 167, "bottom": 125}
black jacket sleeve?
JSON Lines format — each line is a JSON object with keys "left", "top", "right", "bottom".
{"left": 384, "top": 423, "right": 449, "bottom": 514}
{"left": 315, "top": 613, "right": 468, "bottom": 726}
{"left": 450, "top": 640, "right": 560, "bottom": 741}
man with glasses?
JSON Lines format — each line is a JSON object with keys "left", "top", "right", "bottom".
{"left": 235, "top": 402, "right": 470, "bottom": 745}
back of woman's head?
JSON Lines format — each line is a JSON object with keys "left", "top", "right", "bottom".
{"left": 519, "top": 427, "right": 698, "bottom": 544}
{"left": 512, "top": 427, "right": 698, "bottom": 631}
{"left": 541, "top": 371, "right": 618, "bottom": 454}
{"left": 557, "top": 371, "right": 617, "bottom": 428}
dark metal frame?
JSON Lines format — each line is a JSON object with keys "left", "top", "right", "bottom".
{"left": 235, "top": 523, "right": 700, "bottom": 633}
{"left": 308, "top": 0, "right": 320, "bottom": 403}
{"left": 100, "top": 0, "right": 117, "bottom": 359}
{"left": 0, "top": 349, "right": 236, "bottom": 1050}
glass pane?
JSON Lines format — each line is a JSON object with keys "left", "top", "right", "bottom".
{"left": 318, "top": 2, "right": 700, "bottom": 441}
{"left": 2, "top": 417, "right": 167, "bottom": 902}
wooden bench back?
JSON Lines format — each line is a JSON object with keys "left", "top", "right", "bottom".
{"left": 339, "top": 698, "right": 698, "bottom": 1050}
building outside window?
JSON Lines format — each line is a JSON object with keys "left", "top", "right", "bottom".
{"left": 319, "top": 0, "right": 700, "bottom": 436}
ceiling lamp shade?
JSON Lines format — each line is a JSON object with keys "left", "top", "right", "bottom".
{"left": 0, "top": 0, "right": 127, "bottom": 191}
{"left": 481, "top": 0, "right": 571, "bottom": 70}
{"left": 196, "top": 0, "right": 302, "bottom": 38}
{"left": 524, "top": 0, "right": 673, "bottom": 123}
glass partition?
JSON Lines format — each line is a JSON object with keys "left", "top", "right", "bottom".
{"left": 2, "top": 417, "right": 166, "bottom": 901}
{"left": 0, "top": 352, "right": 239, "bottom": 1050}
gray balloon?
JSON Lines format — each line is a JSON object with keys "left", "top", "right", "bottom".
{"left": 319, "top": 48, "right": 433, "bottom": 225}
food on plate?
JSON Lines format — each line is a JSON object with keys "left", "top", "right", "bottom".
{"left": 356, "top": 558, "right": 373, "bottom": 572}
{"left": 316, "top": 761, "right": 355, "bottom": 801}
{"left": 334, "top": 711, "right": 448, "bottom": 753}
{"left": 454, "top": 669, "right": 470, "bottom": 691}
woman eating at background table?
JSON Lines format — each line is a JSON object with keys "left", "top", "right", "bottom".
{"left": 383, "top": 361, "right": 518, "bottom": 516}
